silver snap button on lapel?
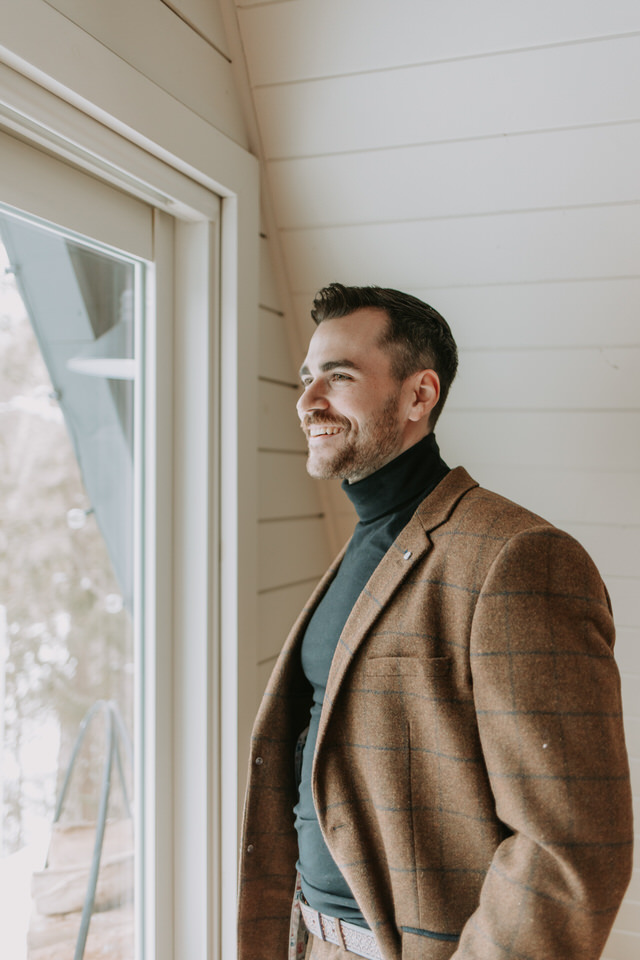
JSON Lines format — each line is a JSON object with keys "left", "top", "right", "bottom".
{"left": 403, "top": 549, "right": 412, "bottom": 560}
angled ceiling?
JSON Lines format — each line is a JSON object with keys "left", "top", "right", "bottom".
{"left": 234, "top": 0, "right": 640, "bottom": 356}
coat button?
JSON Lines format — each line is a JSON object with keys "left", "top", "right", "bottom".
{"left": 246, "top": 844, "right": 254, "bottom": 853}
{"left": 255, "top": 756, "right": 263, "bottom": 765}
{"left": 403, "top": 549, "right": 412, "bottom": 560}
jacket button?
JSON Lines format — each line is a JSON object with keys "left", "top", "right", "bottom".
{"left": 403, "top": 550, "right": 412, "bottom": 560}
{"left": 255, "top": 756, "right": 263, "bottom": 765}
{"left": 246, "top": 844, "right": 254, "bottom": 853}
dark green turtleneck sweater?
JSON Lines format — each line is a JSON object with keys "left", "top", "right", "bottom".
{"left": 294, "top": 433, "right": 450, "bottom": 927}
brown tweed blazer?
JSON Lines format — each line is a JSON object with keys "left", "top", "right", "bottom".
{"left": 238, "top": 468, "right": 633, "bottom": 960}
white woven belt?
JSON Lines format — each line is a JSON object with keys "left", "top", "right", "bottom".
{"left": 299, "top": 897, "right": 383, "bottom": 960}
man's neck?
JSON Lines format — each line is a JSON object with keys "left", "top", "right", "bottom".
{"left": 342, "top": 433, "right": 446, "bottom": 524}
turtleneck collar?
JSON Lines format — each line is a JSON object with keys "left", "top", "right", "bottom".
{"left": 342, "top": 433, "right": 446, "bottom": 524}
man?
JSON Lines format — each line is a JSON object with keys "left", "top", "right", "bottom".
{"left": 238, "top": 284, "right": 632, "bottom": 960}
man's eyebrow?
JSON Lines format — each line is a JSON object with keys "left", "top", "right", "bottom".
{"left": 298, "top": 359, "right": 360, "bottom": 379}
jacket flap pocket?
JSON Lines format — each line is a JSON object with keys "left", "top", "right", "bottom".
{"left": 401, "top": 927, "right": 459, "bottom": 960}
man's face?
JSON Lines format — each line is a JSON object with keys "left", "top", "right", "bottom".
{"left": 296, "top": 308, "right": 412, "bottom": 483}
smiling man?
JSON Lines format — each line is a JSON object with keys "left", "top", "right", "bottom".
{"left": 238, "top": 284, "right": 632, "bottom": 960}
{"left": 296, "top": 305, "right": 441, "bottom": 483}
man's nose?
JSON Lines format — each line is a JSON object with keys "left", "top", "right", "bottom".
{"left": 296, "top": 379, "right": 329, "bottom": 419}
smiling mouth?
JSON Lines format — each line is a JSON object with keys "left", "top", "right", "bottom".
{"left": 308, "top": 425, "right": 344, "bottom": 438}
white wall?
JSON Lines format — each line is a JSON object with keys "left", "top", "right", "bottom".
{"left": 257, "top": 235, "right": 333, "bottom": 696}
{"left": 235, "top": 3, "right": 639, "bottom": 956}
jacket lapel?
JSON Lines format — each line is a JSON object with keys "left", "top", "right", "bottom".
{"left": 318, "top": 467, "right": 478, "bottom": 734}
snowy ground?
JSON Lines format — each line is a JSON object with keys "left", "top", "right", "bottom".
{"left": 0, "top": 834, "right": 48, "bottom": 960}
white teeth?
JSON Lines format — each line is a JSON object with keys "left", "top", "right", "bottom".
{"left": 309, "top": 425, "right": 342, "bottom": 437}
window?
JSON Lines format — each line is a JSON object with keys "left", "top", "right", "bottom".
{"left": 0, "top": 125, "right": 226, "bottom": 960}
{"left": 0, "top": 202, "right": 143, "bottom": 960}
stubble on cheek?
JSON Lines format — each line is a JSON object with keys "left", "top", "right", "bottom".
{"left": 304, "top": 393, "right": 403, "bottom": 482}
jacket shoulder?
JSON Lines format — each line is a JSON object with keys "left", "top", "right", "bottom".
{"left": 417, "top": 469, "right": 609, "bottom": 601}
{"left": 417, "top": 465, "right": 554, "bottom": 540}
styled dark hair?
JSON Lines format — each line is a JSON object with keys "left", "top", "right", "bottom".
{"left": 311, "top": 282, "right": 458, "bottom": 427}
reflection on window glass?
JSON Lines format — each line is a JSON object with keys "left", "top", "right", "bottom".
{"left": 0, "top": 208, "right": 140, "bottom": 960}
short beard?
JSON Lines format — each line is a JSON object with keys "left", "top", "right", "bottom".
{"left": 304, "top": 392, "right": 403, "bottom": 483}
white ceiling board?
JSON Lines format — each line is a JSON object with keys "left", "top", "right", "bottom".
{"left": 620, "top": 704, "right": 640, "bottom": 764}
{"left": 258, "top": 516, "right": 329, "bottom": 590}
{"left": 237, "top": 0, "right": 640, "bottom": 86}
{"left": 410, "top": 280, "right": 640, "bottom": 350}
{"left": 437, "top": 410, "right": 640, "bottom": 471}
{"left": 162, "top": 0, "right": 230, "bottom": 55}
{"left": 564, "top": 525, "right": 640, "bottom": 579}
{"left": 269, "top": 122, "right": 640, "bottom": 228}
{"left": 291, "top": 306, "right": 314, "bottom": 364}
{"left": 611, "top": 870, "right": 640, "bottom": 910}
{"left": 449, "top": 347, "right": 640, "bottom": 411}
{"left": 606, "top": 578, "right": 639, "bottom": 629}
{"left": 259, "top": 306, "right": 298, "bottom": 384}
{"left": 607, "top": 897, "right": 640, "bottom": 938}
{"left": 258, "top": 579, "right": 326, "bottom": 663}
{"left": 282, "top": 205, "right": 640, "bottom": 293}
{"left": 258, "top": 450, "right": 324, "bottom": 519}
{"left": 259, "top": 379, "right": 305, "bottom": 451}
{"left": 292, "top": 279, "right": 640, "bottom": 353}
{"left": 236, "top": 0, "right": 295, "bottom": 6}
{"left": 621, "top": 711, "right": 640, "bottom": 772}
{"left": 255, "top": 35, "right": 640, "bottom": 159}
{"left": 462, "top": 465, "right": 640, "bottom": 526}
{"left": 259, "top": 234, "right": 283, "bottom": 311}
{"left": 46, "top": 0, "right": 246, "bottom": 147}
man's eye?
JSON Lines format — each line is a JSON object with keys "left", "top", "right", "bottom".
{"left": 332, "top": 373, "right": 352, "bottom": 381}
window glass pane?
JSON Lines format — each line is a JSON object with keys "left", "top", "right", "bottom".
{"left": 0, "top": 205, "right": 142, "bottom": 960}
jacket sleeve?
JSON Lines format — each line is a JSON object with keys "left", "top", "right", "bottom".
{"left": 455, "top": 526, "right": 633, "bottom": 959}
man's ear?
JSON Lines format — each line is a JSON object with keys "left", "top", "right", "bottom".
{"left": 407, "top": 369, "right": 440, "bottom": 423}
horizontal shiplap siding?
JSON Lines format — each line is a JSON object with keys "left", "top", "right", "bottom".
{"left": 270, "top": 124, "right": 640, "bottom": 229}
{"left": 253, "top": 36, "right": 640, "bottom": 158}
{"left": 257, "top": 235, "right": 332, "bottom": 700}
{"left": 45, "top": 0, "right": 247, "bottom": 146}
{"left": 237, "top": 1, "right": 640, "bottom": 954}
{"left": 237, "top": 0, "right": 640, "bottom": 84}
{"left": 281, "top": 206, "right": 640, "bottom": 290}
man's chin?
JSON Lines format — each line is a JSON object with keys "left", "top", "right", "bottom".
{"left": 306, "top": 440, "right": 404, "bottom": 483}
{"left": 306, "top": 459, "right": 337, "bottom": 480}
{"left": 305, "top": 451, "right": 346, "bottom": 481}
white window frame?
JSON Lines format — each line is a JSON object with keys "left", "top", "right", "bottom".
{"left": 0, "top": 38, "right": 259, "bottom": 960}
